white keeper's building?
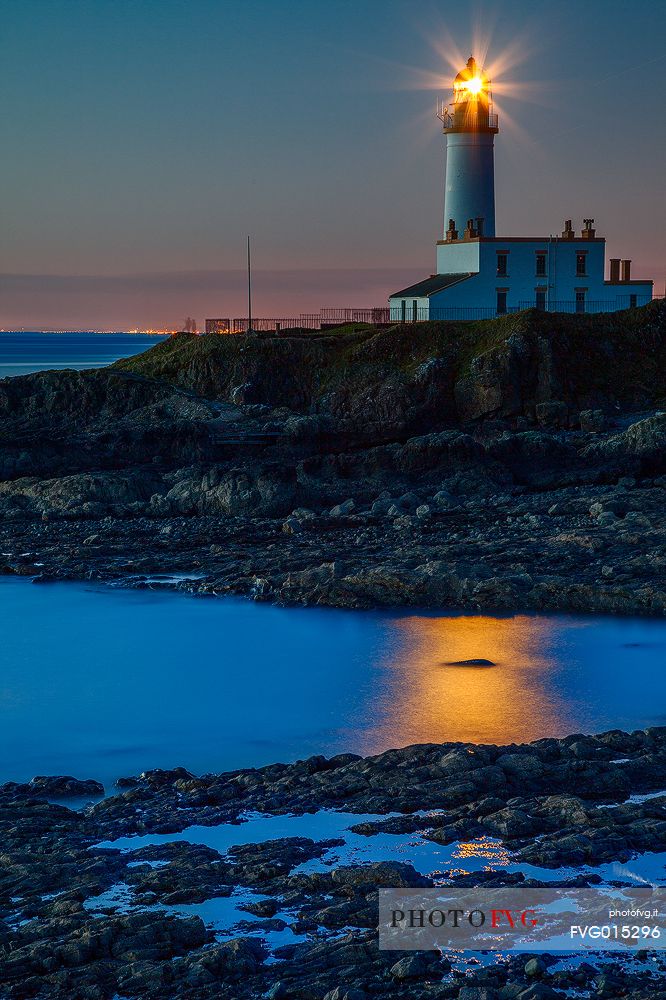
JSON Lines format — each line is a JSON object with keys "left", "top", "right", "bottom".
{"left": 390, "top": 57, "right": 654, "bottom": 322}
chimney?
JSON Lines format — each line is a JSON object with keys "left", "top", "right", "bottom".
{"left": 475, "top": 217, "right": 484, "bottom": 237}
{"left": 463, "top": 218, "right": 476, "bottom": 239}
{"left": 446, "top": 218, "right": 458, "bottom": 241}
{"left": 562, "top": 219, "right": 575, "bottom": 240}
{"left": 582, "top": 218, "right": 596, "bottom": 239}
{"left": 621, "top": 259, "right": 632, "bottom": 282}
{"left": 609, "top": 258, "right": 621, "bottom": 282}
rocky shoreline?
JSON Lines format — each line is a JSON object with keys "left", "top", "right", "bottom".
{"left": 3, "top": 306, "right": 666, "bottom": 996}
{"left": 1, "top": 304, "right": 666, "bottom": 616}
{"left": 2, "top": 728, "right": 666, "bottom": 999}
{"left": 3, "top": 468, "right": 666, "bottom": 616}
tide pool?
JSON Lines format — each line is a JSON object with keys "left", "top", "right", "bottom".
{"left": 1, "top": 577, "right": 666, "bottom": 788}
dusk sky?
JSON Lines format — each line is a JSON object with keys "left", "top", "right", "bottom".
{"left": 1, "top": 0, "right": 664, "bottom": 329}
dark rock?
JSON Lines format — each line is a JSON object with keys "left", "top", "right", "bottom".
{"left": 517, "top": 985, "right": 563, "bottom": 1000}
{"left": 331, "top": 861, "right": 431, "bottom": 889}
{"left": 444, "top": 658, "right": 496, "bottom": 666}
{"left": 524, "top": 957, "right": 546, "bottom": 977}
{"left": 580, "top": 409, "right": 605, "bottom": 433}
{"left": 458, "top": 989, "right": 499, "bottom": 1000}
{"left": 484, "top": 807, "right": 537, "bottom": 837}
{"left": 1, "top": 775, "right": 105, "bottom": 799}
{"left": 389, "top": 953, "right": 434, "bottom": 980}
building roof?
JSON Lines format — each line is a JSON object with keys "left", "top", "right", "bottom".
{"left": 389, "top": 273, "right": 473, "bottom": 299}
{"left": 436, "top": 236, "right": 606, "bottom": 245}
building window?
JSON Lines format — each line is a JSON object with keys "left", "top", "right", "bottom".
{"left": 575, "top": 290, "right": 586, "bottom": 313}
{"left": 496, "top": 290, "right": 507, "bottom": 315}
{"left": 576, "top": 253, "right": 587, "bottom": 276}
{"left": 412, "top": 300, "right": 418, "bottom": 322}
{"left": 535, "top": 289, "right": 547, "bottom": 311}
{"left": 536, "top": 253, "right": 547, "bottom": 277}
{"left": 496, "top": 254, "right": 508, "bottom": 276}
{"left": 630, "top": 294, "right": 637, "bottom": 308}
{"left": 401, "top": 300, "right": 406, "bottom": 322}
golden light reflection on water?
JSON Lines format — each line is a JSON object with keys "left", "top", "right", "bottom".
{"left": 450, "top": 837, "right": 512, "bottom": 876}
{"left": 361, "top": 614, "right": 574, "bottom": 754}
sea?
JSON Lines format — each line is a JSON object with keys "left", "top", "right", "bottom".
{"left": 1, "top": 331, "right": 665, "bottom": 788}
{"left": 0, "top": 330, "right": 165, "bottom": 378}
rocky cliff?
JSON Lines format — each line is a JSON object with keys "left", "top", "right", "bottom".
{"left": 116, "top": 301, "right": 666, "bottom": 429}
{"left": 1, "top": 303, "right": 665, "bottom": 614}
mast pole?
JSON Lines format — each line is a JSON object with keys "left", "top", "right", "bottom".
{"left": 247, "top": 236, "right": 252, "bottom": 334}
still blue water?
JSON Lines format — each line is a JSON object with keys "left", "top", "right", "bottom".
{"left": 0, "top": 331, "right": 165, "bottom": 378}
{"left": 1, "top": 577, "right": 665, "bottom": 788}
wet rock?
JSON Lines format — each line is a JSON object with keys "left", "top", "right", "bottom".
{"left": 458, "top": 988, "right": 499, "bottom": 1000}
{"left": 496, "top": 753, "right": 545, "bottom": 783}
{"left": 239, "top": 898, "right": 279, "bottom": 917}
{"left": 389, "top": 953, "right": 435, "bottom": 980}
{"left": 586, "top": 413, "right": 666, "bottom": 474}
{"left": 535, "top": 401, "right": 569, "bottom": 428}
{"left": 484, "top": 807, "right": 537, "bottom": 838}
{"left": 593, "top": 973, "right": 624, "bottom": 998}
{"left": 330, "top": 499, "right": 355, "bottom": 517}
{"left": 517, "top": 985, "right": 563, "bottom": 1000}
{"left": 1, "top": 775, "right": 105, "bottom": 799}
{"left": 445, "top": 658, "right": 496, "bottom": 666}
{"left": 524, "top": 957, "right": 546, "bottom": 977}
{"left": 580, "top": 409, "right": 605, "bottom": 433}
{"left": 331, "top": 861, "right": 431, "bottom": 890}
{"left": 177, "top": 936, "right": 266, "bottom": 982}
{"left": 266, "top": 983, "right": 288, "bottom": 999}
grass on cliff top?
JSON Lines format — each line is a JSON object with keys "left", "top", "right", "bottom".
{"left": 115, "top": 301, "right": 666, "bottom": 405}
{"left": 114, "top": 324, "right": 374, "bottom": 381}
{"left": 115, "top": 329, "right": 229, "bottom": 380}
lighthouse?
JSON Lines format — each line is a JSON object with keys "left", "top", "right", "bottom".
{"left": 438, "top": 56, "right": 498, "bottom": 239}
{"left": 388, "top": 54, "right": 653, "bottom": 321}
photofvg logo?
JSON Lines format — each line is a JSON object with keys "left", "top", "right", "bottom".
{"left": 379, "top": 888, "right": 666, "bottom": 952}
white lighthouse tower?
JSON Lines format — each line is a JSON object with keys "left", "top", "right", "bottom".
{"left": 388, "top": 54, "right": 653, "bottom": 322}
{"left": 438, "top": 55, "right": 498, "bottom": 239}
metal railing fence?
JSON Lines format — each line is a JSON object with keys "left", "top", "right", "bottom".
{"left": 201, "top": 297, "right": 662, "bottom": 334}
{"left": 518, "top": 298, "right": 653, "bottom": 314}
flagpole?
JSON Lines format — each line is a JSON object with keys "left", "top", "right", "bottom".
{"left": 247, "top": 236, "right": 252, "bottom": 334}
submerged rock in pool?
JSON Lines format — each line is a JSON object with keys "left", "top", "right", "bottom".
{"left": 443, "top": 657, "right": 496, "bottom": 666}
